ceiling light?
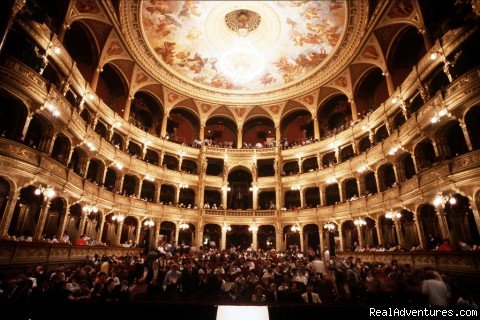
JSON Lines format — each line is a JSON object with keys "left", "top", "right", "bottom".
{"left": 430, "top": 52, "right": 438, "bottom": 60}
{"left": 391, "top": 97, "right": 398, "bottom": 104}
{"left": 431, "top": 116, "right": 439, "bottom": 124}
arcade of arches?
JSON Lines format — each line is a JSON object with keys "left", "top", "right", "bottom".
{"left": 1, "top": 0, "right": 480, "bottom": 266}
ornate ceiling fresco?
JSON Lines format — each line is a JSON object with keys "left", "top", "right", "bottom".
{"left": 141, "top": 1, "right": 346, "bottom": 91}
{"left": 119, "top": 0, "right": 369, "bottom": 105}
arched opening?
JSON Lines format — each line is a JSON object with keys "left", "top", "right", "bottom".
{"left": 358, "top": 136, "right": 372, "bottom": 153}
{"left": 304, "top": 187, "right": 320, "bottom": 208}
{"left": 325, "top": 184, "right": 340, "bottom": 205}
{"left": 160, "top": 221, "right": 176, "bottom": 244}
{"left": 203, "top": 224, "right": 221, "bottom": 249}
{"left": 205, "top": 158, "right": 223, "bottom": 176}
{"left": 451, "top": 30, "right": 480, "bottom": 78}
{"left": 364, "top": 171, "right": 378, "bottom": 195}
{"left": 341, "top": 220, "right": 358, "bottom": 251}
{"left": 0, "top": 177, "right": 11, "bottom": 222}
{"left": 302, "top": 157, "right": 318, "bottom": 172}
{"left": 104, "top": 168, "right": 117, "bottom": 191}
{"left": 379, "top": 215, "right": 396, "bottom": 249}
{"left": 139, "top": 219, "right": 155, "bottom": 249}
{"left": 68, "top": 147, "right": 87, "bottom": 176}
{"left": 96, "top": 63, "right": 128, "bottom": 114}
{"left": 86, "top": 158, "right": 104, "bottom": 185}
{"left": 178, "top": 223, "right": 195, "bottom": 246}
{"left": 121, "top": 174, "right": 137, "bottom": 197}
{"left": 242, "top": 117, "right": 275, "bottom": 148}
{"left": 257, "top": 159, "right": 275, "bottom": 177}
{"left": 344, "top": 178, "right": 359, "bottom": 200}
{"left": 400, "top": 153, "right": 416, "bottom": 180}
{"left": 414, "top": 139, "right": 437, "bottom": 171}
{"left": 362, "top": 217, "right": 378, "bottom": 248}
{"left": 387, "top": 26, "right": 426, "bottom": 88}
{"left": 145, "top": 149, "right": 159, "bottom": 165}
{"left": 88, "top": 211, "right": 103, "bottom": 242}
{"left": 160, "top": 185, "right": 175, "bottom": 205}
{"left": 102, "top": 213, "right": 117, "bottom": 245}
{"left": 426, "top": 65, "right": 450, "bottom": 95}
{"left": 354, "top": 67, "right": 388, "bottom": 114}
{"left": 127, "top": 141, "right": 142, "bottom": 158}
{"left": 162, "top": 154, "right": 179, "bottom": 170}
{"left": 8, "top": 186, "right": 45, "bottom": 237}
{"left": 63, "top": 21, "right": 98, "bottom": 80}
{"left": 203, "top": 189, "right": 221, "bottom": 208}
{"left": 258, "top": 190, "right": 275, "bottom": 210}
{"left": 80, "top": 109, "right": 92, "bottom": 126}
{"left": 419, "top": 204, "right": 441, "bottom": 249}
{"left": 322, "top": 152, "right": 337, "bottom": 168}
{"left": 392, "top": 111, "right": 406, "bottom": 130}
{"left": 227, "top": 168, "right": 253, "bottom": 209}
{"left": 94, "top": 121, "right": 108, "bottom": 139}
{"left": 444, "top": 194, "right": 480, "bottom": 246}
{"left": 282, "top": 161, "right": 299, "bottom": 175}
{"left": 111, "top": 131, "right": 123, "bottom": 149}
{"left": 465, "top": 105, "right": 480, "bottom": 150}
{"left": 284, "top": 190, "right": 301, "bottom": 210}
{"left": 340, "top": 145, "right": 355, "bottom": 162}
{"left": 258, "top": 225, "right": 276, "bottom": 250}
{"left": 441, "top": 121, "right": 469, "bottom": 159}
{"left": 374, "top": 124, "right": 389, "bottom": 143}
{"left": 140, "top": 180, "right": 155, "bottom": 202}
{"left": 50, "top": 134, "right": 71, "bottom": 165}
{"left": 399, "top": 210, "right": 418, "bottom": 250}
{"left": 283, "top": 225, "right": 300, "bottom": 251}
{"left": 205, "top": 116, "right": 237, "bottom": 148}
{"left": 66, "top": 203, "right": 83, "bottom": 241}
{"left": 167, "top": 108, "right": 200, "bottom": 145}
{"left": 378, "top": 163, "right": 396, "bottom": 191}
{"left": 303, "top": 224, "right": 320, "bottom": 253}
{"left": 120, "top": 216, "right": 139, "bottom": 245}
{"left": 181, "top": 159, "right": 197, "bottom": 174}
{"left": 0, "top": 95, "right": 28, "bottom": 141}
{"left": 281, "top": 110, "right": 313, "bottom": 145}
{"left": 179, "top": 188, "right": 195, "bottom": 207}
{"left": 130, "top": 91, "right": 163, "bottom": 134}
{"left": 25, "top": 114, "right": 53, "bottom": 152}
{"left": 317, "top": 94, "right": 353, "bottom": 137}
{"left": 408, "top": 92, "right": 424, "bottom": 114}
{"left": 226, "top": 225, "right": 252, "bottom": 250}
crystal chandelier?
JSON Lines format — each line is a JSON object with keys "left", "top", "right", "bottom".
{"left": 222, "top": 224, "right": 232, "bottom": 232}
{"left": 179, "top": 221, "right": 189, "bottom": 230}
{"left": 248, "top": 223, "right": 259, "bottom": 232}
{"left": 354, "top": 218, "right": 367, "bottom": 226}
{"left": 290, "top": 184, "right": 301, "bottom": 191}
{"left": 221, "top": 184, "right": 231, "bottom": 192}
{"left": 82, "top": 204, "right": 99, "bottom": 215}
{"left": 111, "top": 213, "right": 125, "bottom": 222}
{"left": 385, "top": 210, "right": 401, "bottom": 220}
{"left": 324, "top": 222, "right": 336, "bottom": 231}
{"left": 179, "top": 183, "right": 189, "bottom": 189}
{"left": 34, "top": 186, "right": 56, "bottom": 199}
{"left": 143, "top": 219, "right": 155, "bottom": 228}
{"left": 433, "top": 194, "right": 457, "bottom": 207}
{"left": 290, "top": 224, "right": 301, "bottom": 232}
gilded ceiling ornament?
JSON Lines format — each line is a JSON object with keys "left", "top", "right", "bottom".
{"left": 269, "top": 105, "right": 280, "bottom": 114}
{"left": 225, "top": 9, "right": 261, "bottom": 32}
{"left": 167, "top": 92, "right": 180, "bottom": 104}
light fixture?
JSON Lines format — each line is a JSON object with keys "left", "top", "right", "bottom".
{"left": 222, "top": 224, "right": 232, "bottom": 232}
{"left": 324, "top": 222, "right": 336, "bottom": 231}
{"left": 354, "top": 218, "right": 367, "bottom": 226}
{"left": 34, "top": 186, "right": 56, "bottom": 198}
{"left": 179, "top": 151, "right": 186, "bottom": 158}
{"left": 325, "top": 177, "right": 337, "bottom": 185}
{"left": 391, "top": 97, "right": 398, "bottom": 104}
{"left": 388, "top": 146, "right": 399, "bottom": 156}
{"left": 329, "top": 141, "right": 340, "bottom": 151}
{"left": 430, "top": 52, "right": 438, "bottom": 60}
{"left": 142, "top": 138, "right": 152, "bottom": 147}
{"left": 385, "top": 210, "right": 401, "bottom": 220}
{"left": 179, "top": 182, "right": 189, "bottom": 189}
{"left": 357, "top": 165, "right": 369, "bottom": 173}
{"left": 433, "top": 194, "right": 457, "bottom": 207}
{"left": 145, "top": 175, "right": 155, "bottom": 182}
{"left": 82, "top": 204, "right": 99, "bottom": 215}
{"left": 179, "top": 221, "right": 189, "bottom": 230}
{"left": 52, "top": 46, "right": 61, "bottom": 55}
{"left": 45, "top": 102, "right": 60, "bottom": 117}
{"left": 249, "top": 185, "right": 259, "bottom": 192}
{"left": 112, "top": 121, "right": 121, "bottom": 128}
{"left": 361, "top": 124, "right": 369, "bottom": 131}
{"left": 111, "top": 213, "right": 125, "bottom": 222}
{"left": 221, "top": 185, "right": 231, "bottom": 192}
{"left": 86, "top": 92, "right": 94, "bottom": 100}
{"left": 85, "top": 140, "right": 96, "bottom": 152}
{"left": 248, "top": 223, "right": 259, "bottom": 232}
{"left": 431, "top": 107, "right": 449, "bottom": 124}
{"left": 290, "top": 224, "right": 301, "bottom": 232}
{"left": 295, "top": 153, "right": 303, "bottom": 160}
{"left": 143, "top": 219, "right": 155, "bottom": 228}
{"left": 113, "top": 161, "right": 123, "bottom": 170}
{"left": 290, "top": 184, "right": 300, "bottom": 191}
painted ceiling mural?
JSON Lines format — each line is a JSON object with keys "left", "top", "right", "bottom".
{"left": 141, "top": 1, "right": 346, "bottom": 92}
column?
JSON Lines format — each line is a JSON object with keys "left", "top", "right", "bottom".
{"left": 383, "top": 70, "right": 395, "bottom": 96}
{"left": 57, "top": 208, "right": 69, "bottom": 239}
{"left": 84, "top": 219, "right": 92, "bottom": 238}
{"left": 275, "top": 125, "right": 281, "bottom": 144}
{"left": 135, "top": 224, "right": 142, "bottom": 245}
{"left": 313, "top": 117, "right": 320, "bottom": 140}
{"left": 77, "top": 212, "right": 88, "bottom": 240}
{"left": 338, "top": 223, "right": 344, "bottom": 251}
{"left": 410, "top": 154, "right": 420, "bottom": 174}
{"left": 374, "top": 172, "right": 382, "bottom": 192}
{"left": 394, "top": 220, "right": 404, "bottom": 247}
{"left": 252, "top": 187, "right": 258, "bottom": 210}
{"left": 319, "top": 186, "right": 327, "bottom": 207}
{"left": 153, "top": 183, "right": 161, "bottom": 203}
{"left": 299, "top": 229, "right": 304, "bottom": 252}
{"left": 318, "top": 228, "right": 325, "bottom": 256}
{"left": 356, "top": 226, "right": 364, "bottom": 247}
{"left": 123, "top": 96, "right": 133, "bottom": 121}
{"left": 57, "top": 21, "right": 70, "bottom": 43}
{"left": 237, "top": 129, "right": 242, "bottom": 148}
{"left": 47, "top": 133, "right": 58, "bottom": 155}
{"left": 175, "top": 187, "right": 180, "bottom": 205}
{"left": 33, "top": 200, "right": 51, "bottom": 240}
{"left": 137, "top": 179, "right": 143, "bottom": 198}
{"left": 298, "top": 159, "right": 303, "bottom": 173}
{"left": 117, "top": 175, "right": 125, "bottom": 193}
{"left": 21, "top": 114, "right": 33, "bottom": 140}
{"left": 357, "top": 176, "right": 365, "bottom": 197}
{"left": 221, "top": 227, "right": 227, "bottom": 250}
{"left": 90, "top": 67, "right": 102, "bottom": 92}
{"left": 160, "top": 114, "right": 168, "bottom": 137}
{"left": 436, "top": 206, "right": 451, "bottom": 241}
{"left": 221, "top": 187, "right": 228, "bottom": 209}
{"left": 96, "top": 217, "right": 105, "bottom": 242}
{"left": 252, "top": 228, "right": 258, "bottom": 250}
{"left": 115, "top": 221, "right": 124, "bottom": 245}
{"left": 276, "top": 230, "right": 282, "bottom": 251}
{"left": 275, "top": 185, "right": 282, "bottom": 210}
{"left": 178, "top": 157, "right": 183, "bottom": 171}
{"left": 349, "top": 98, "right": 359, "bottom": 121}
{"left": 413, "top": 215, "right": 426, "bottom": 249}
{"left": 199, "top": 124, "right": 205, "bottom": 142}
{"left": 392, "top": 165, "right": 400, "bottom": 184}
{"left": 0, "top": 189, "right": 20, "bottom": 237}
{"left": 154, "top": 221, "right": 161, "bottom": 248}
{"left": 175, "top": 225, "right": 180, "bottom": 244}
{"left": 338, "top": 183, "right": 344, "bottom": 203}
{"left": 375, "top": 221, "right": 384, "bottom": 246}
{"left": 0, "top": 0, "right": 26, "bottom": 55}
{"left": 459, "top": 120, "right": 473, "bottom": 151}
{"left": 299, "top": 188, "right": 305, "bottom": 208}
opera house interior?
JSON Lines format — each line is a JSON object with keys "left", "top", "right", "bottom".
{"left": 0, "top": 0, "right": 480, "bottom": 318}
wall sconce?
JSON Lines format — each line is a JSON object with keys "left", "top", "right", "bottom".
{"left": 325, "top": 177, "right": 337, "bottom": 184}
{"left": 179, "top": 221, "right": 189, "bottom": 230}
{"left": 221, "top": 185, "right": 231, "bottom": 192}
{"left": 45, "top": 102, "right": 60, "bottom": 117}
{"left": 85, "top": 140, "right": 96, "bottom": 152}
{"left": 142, "top": 138, "right": 152, "bottom": 147}
{"left": 323, "top": 222, "right": 336, "bottom": 231}
{"left": 34, "top": 185, "right": 56, "bottom": 198}
{"left": 145, "top": 175, "right": 155, "bottom": 182}
{"left": 433, "top": 194, "right": 457, "bottom": 207}
{"left": 388, "top": 146, "right": 400, "bottom": 156}
{"left": 354, "top": 218, "right": 366, "bottom": 226}
{"left": 143, "top": 219, "right": 155, "bottom": 228}
{"left": 111, "top": 213, "right": 125, "bottom": 222}
{"left": 82, "top": 204, "right": 99, "bottom": 215}
{"left": 290, "top": 224, "right": 301, "bottom": 232}
{"left": 248, "top": 223, "right": 259, "bottom": 232}
{"left": 113, "top": 160, "right": 123, "bottom": 170}
{"left": 222, "top": 224, "right": 232, "bottom": 232}
{"left": 179, "top": 182, "right": 189, "bottom": 189}
{"left": 430, "top": 107, "right": 450, "bottom": 124}
{"left": 249, "top": 185, "right": 259, "bottom": 192}
{"left": 112, "top": 121, "right": 121, "bottom": 128}
{"left": 357, "top": 165, "right": 369, "bottom": 173}
{"left": 385, "top": 210, "right": 401, "bottom": 220}
{"left": 290, "top": 184, "right": 300, "bottom": 191}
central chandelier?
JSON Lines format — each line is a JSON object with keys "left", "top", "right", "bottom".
{"left": 179, "top": 221, "right": 189, "bottom": 230}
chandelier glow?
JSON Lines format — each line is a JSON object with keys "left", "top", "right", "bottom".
{"left": 354, "top": 218, "right": 367, "bottom": 226}
{"left": 82, "top": 204, "right": 99, "bottom": 214}
{"left": 34, "top": 186, "right": 56, "bottom": 198}
{"left": 144, "top": 219, "right": 155, "bottom": 228}
{"left": 385, "top": 211, "right": 401, "bottom": 220}
{"left": 290, "top": 224, "right": 301, "bottom": 232}
{"left": 179, "top": 221, "right": 189, "bottom": 230}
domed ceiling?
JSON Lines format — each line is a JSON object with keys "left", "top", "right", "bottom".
{"left": 141, "top": 1, "right": 346, "bottom": 91}
{"left": 120, "top": 1, "right": 369, "bottom": 105}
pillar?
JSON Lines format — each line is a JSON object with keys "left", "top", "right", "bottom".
{"left": 160, "top": 114, "right": 168, "bottom": 138}
{"left": 199, "top": 124, "right": 205, "bottom": 142}
{"left": 47, "top": 134, "right": 58, "bottom": 155}
{"left": 276, "top": 230, "right": 282, "bottom": 251}
{"left": 374, "top": 172, "right": 382, "bottom": 192}
{"left": 221, "top": 187, "right": 228, "bottom": 209}
{"left": 413, "top": 214, "right": 426, "bottom": 249}
{"left": 275, "top": 185, "right": 282, "bottom": 210}
{"left": 299, "top": 189, "right": 305, "bottom": 208}
{"left": 459, "top": 120, "right": 473, "bottom": 151}
{"left": 221, "top": 227, "right": 227, "bottom": 250}
{"left": 33, "top": 200, "right": 51, "bottom": 240}
{"left": 252, "top": 229, "right": 258, "bottom": 250}
{"left": 237, "top": 129, "right": 242, "bottom": 148}
{"left": 0, "top": 0, "right": 26, "bottom": 55}
{"left": 349, "top": 98, "right": 359, "bottom": 121}
{"left": 175, "top": 224, "right": 180, "bottom": 244}
{"left": 117, "top": 174, "right": 125, "bottom": 193}
{"left": 319, "top": 228, "right": 325, "bottom": 256}
{"left": 115, "top": 221, "right": 124, "bottom": 245}
{"left": 275, "top": 125, "right": 281, "bottom": 144}
{"left": 375, "top": 221, "right": 384, "bottom": 246}
{"left": 57, "top": 21, "right": 70, "bottom": 43}
{"left": 0, "top": 189, "right": 20, "bottom": 237}
{"left": 338, "top": 183, "right": 344, "bottom": 203}
{"left": 154, "top": 221, "right": 161, "bottom": 248}
{"left": 252, "top": 187, "right": 258, "bottom": 210}
{"left": 319, "top": 186, "right": 327, "bottom": 207}
{"left": 356, "top": 226, "right": 364, "bottom": 247}
{"left": 298, "top": 159, "right": 303, "bottom": 173}
{"left": 137, "top": 179, "right": 143, "bottom": 198}
{"left": 175, "top": 187, "right": 180, "bottom": 205}
{"left": 57, "top": 208, "right": 69, "bottom": 239}
{"left": 436, "top": 206, "right": 451, "bottom": 241}
{"left": 411, "top": 154, "right": 420, "bottom": 174}
{"left": 313, "top": 117, "right": 320, "bottom": 140}
{"left": 77, "top": 212, "right": 88, "bottom": 240}
{"left": 123, "top": 96, "right": 133, "bottom": 121}
{"left": 90, "top": 67, "right": 102, "bottom": 92}
{"left": 338, "top": 223, "right": 344, "bottom": 251}
{"left": 21, "top": 114, "right": 33, "bottom": 140}
{"left": 154, "top": 183, "right": 161, "bottom": 203}
{"left": 96, "top": 217, "right": 105, "bottom": 242}
{"left": 299, "top": 229, "right": 304, "bottom": 252}
{"left": 383, "top": 70, "right": 395, "bottom": 96}
{"left": 135, "top": 223, "right": 141, "bottom": 245}
{"left": 394, "top": 220, "right": 404, "bottom": 247}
